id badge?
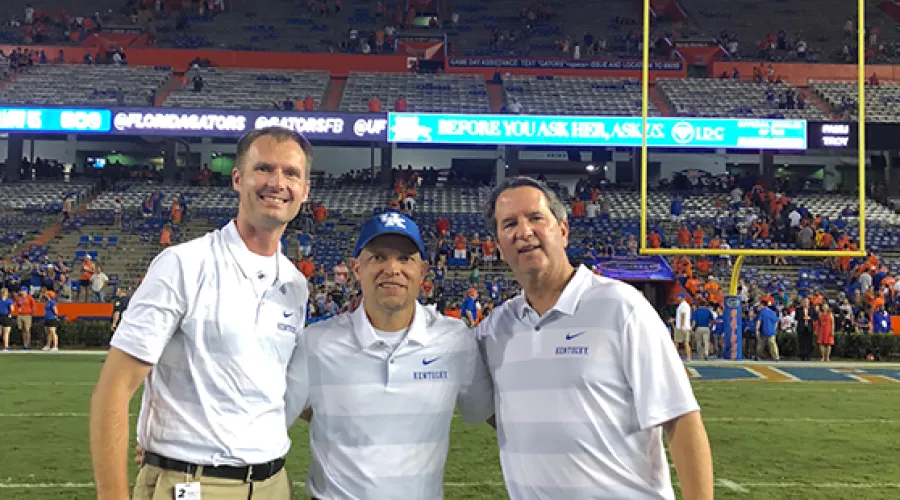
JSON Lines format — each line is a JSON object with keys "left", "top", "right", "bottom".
{"left": 173, "top": 482, "right": 202, "bottom": 500}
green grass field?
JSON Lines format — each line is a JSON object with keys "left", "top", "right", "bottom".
{"left": 2, "top": 353, "right": 899, "bottom": 499}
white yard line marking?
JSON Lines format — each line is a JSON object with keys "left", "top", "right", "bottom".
{"left": 716, "top": 478, "right": 749, "bottom": 493}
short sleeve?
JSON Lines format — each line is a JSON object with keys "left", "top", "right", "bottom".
{"left": 622, "top": 293, "right": 700, "bottom": 431}
{"left": 109, "top": 249, "right": 188, "bottom": 365}
{"left": 284, "top": 332, "right": 310, "bottom": 427}
{"left": 456, "top": 334, "right": 495, "bottom": 424}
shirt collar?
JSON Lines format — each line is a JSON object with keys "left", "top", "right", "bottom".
{"left": 352, "top": 299, "right": 430, "bottom": 350}
{"left": 515, "top": 265, "right": 594, "bottom": 320}
{"left": 221, "top": 220, "right": 291, "bottom": 284}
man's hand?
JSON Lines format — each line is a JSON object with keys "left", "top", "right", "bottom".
{"left": 90, "top": 347, "right": 152, "bottom": 500}
{"left": 665, "top": 411, "right": 714, "bottom": 500}
{"left": 134, "top": 443, "right": 145, "bottom": 466}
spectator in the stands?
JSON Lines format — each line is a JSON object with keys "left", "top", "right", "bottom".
{"left": 55, "top": 272, "right": 72, "bottom": 302}
{"left": 297, "top": 230, "right": 313, "bottom": 257}
{"left": 872, "top": 304, "right": 891, "bottom": 334}
{"left": 77, "top": 254, "right": 96, "bottom": 302}
{"left": 90, "top": 266, "right": 109, "bottom": 303}
{"left": 333, "top": 259, "right": 349, "bottom": 287}
{"left": 297, "top": 256, "right": 315, "bottom": 278}
{"left": 394, "top": 95, "right": 407, "bottom": 112}
{"left": 159, "top": 225, "right": 172, "bottom": 247}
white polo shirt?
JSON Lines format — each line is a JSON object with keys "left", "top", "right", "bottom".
{"left": 288, "top": 301, "right": 494, "bottom": 500}
{"left": 111, "top": 220, "right": 309, "bottom": 466}
{"left": 475, "top": 265, "right": 699, "bottom": 500}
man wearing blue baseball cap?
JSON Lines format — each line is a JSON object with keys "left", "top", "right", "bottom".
{"left": 285, "top": 210, "right": 495, "bottom": 500}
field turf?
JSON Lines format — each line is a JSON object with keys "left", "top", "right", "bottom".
{"left": 1, "top": 353, "right": 899, "bottom": 499}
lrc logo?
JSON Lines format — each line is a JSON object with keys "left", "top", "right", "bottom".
{"left": 672, "top": 121, "right": 725, "bottom": 144}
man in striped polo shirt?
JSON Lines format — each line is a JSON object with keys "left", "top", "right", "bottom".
{"left": 285, "top": 211, "right": 494, "bottom": 499}
{"left": 475, "top": 177, "right": 713, "bottom": 500}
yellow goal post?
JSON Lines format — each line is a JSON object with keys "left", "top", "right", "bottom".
{"left": 637, "top": 0, "right": 869, "bottom": 293}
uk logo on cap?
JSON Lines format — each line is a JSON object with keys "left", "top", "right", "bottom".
{"left": 354, "top": 211, "right": 427, "bottom": 259}
{"left": 379, "top": 212, "right": 407, "bottom": 229}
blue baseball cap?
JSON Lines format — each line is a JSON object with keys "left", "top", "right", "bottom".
{"left": 354, "top": 211, "right": 427, "bottom": 259}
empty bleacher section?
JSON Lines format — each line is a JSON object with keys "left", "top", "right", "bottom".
{"left": 415, "top": 186, "right": 489, "bottom": 214}
{"left": 0, "top": 65, "right": 171, "bottom": 106}
{"left": 449, "top": 0, "right": 646, "bottom": 59}
{"left": 0, "top": 0, "right": 126, "bottom": 45}
{"left": 88, "top": 182, "right": 236, "bottom": 217}
{"left": 162, "top": 68, "right": 330, "bottom": 110}
{"left": 811, "top": 81, "right": 900, "bottom": 122}
{"left": 0, "top": 181, "right": 94, "bottom": 211}
{"left": 677, "top": 0, "right": 895, "bottom": 62}
{"left": 656, "top": 79, "right": 831, "bottom": 120}
{"left": 339, "top": 73, "right": 491, "bottom": 113}
{"left": 503, "top": 76, "right": 660, "bottom": 116}
{"left": 152, "top": 0, "right": 390, "bottom": 52}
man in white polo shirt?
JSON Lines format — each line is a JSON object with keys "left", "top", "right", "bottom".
{"left": 285, "top": 211, "right": 494, "bottom": 499}
{"left": 89, "top": 127, "right": 313, "bottom": 500}
{"left": 475, "top": 177, "right": 713, "bottom": 500}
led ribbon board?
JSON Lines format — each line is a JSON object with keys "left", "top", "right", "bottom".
{"left": 386, "top": 113, "right": 807, "bottom": 150}
{"left": 0, "top": 108, "right": 111, "bottom": 133}
{"left": 109, "top": 109, "right": 388, "bottom": 141}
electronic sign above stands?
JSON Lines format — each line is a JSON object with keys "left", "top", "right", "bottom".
{"left": 0, "top": 107, "right": 111, "bottom": 133}
{"left": 387, "top": 113, "right": 808, "bottom": 150}
{"left": 109, "top": 108, "right": 389, "bottom": 141}
{"left": 0, "top": 106, "right": 387, "bottom": 141}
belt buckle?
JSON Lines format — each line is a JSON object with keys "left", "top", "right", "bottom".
{"left": 245, "top": 465, "right": 254, "bottom": 482}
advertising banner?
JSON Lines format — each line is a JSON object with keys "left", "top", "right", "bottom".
{"left": 723, "top": 295, "right": 743, "bottom": 360}
{"left": 387, "top": 113, "right": 808, "bottom": 150}
{"left": 447, "top": 57, "right": 684, "bottom": 71}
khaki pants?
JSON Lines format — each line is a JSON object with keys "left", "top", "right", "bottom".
{"left": 133, "top": 463, "right": 293, "bottom": 500}
{"left": 17, "top": 315, "right": 32, "bottom": 332}
{"left": 674, "top": 328, "right": 691, "bottom": 343}
{"left": 757, "top": 335, "right": 780, "bottom": 360}
{"left": 693, "top": 327, "right": 711, "bottom": 360}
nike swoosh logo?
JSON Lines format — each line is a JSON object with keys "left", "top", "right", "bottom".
{"left": 283, "top": 312, "right": 294, "bottom": 318}
{"left": 422, "top": 357, "right": 441, "bottom": 366}
{"left": 565, "top": 332, "right": 585, "bottom": 340}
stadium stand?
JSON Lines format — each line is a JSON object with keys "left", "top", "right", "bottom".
{"left": 448, "top": 0, "right": 646, "bottom": 59}
{"left": 811, "top": 80, "right": 900, "bottom": 121}
{"left": 0, "top": 65, "right": 171, "bottom": 106}
{"left": 502, "top": 76, "right": 662, "bottom": 116}
{"left": 657, "top": 78, "right": 831, "bottom": 120}
{"left": 678, "top": 0, "right": 897, "bottom": 62}
{"left": 162, "top": 67, "right": 330, "bottom": 110}
{"left": 0, "top": 180, "right": 94, "bottom": 211}
{"left": 339, "top": 72, "right": 491, "bottom": 113}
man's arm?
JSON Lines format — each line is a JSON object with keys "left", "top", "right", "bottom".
{"left": 90, "top": 347, "right": 152, "bottom": 500}
{"left": 664, "top": 411, "right": 714, "bottom": 500}
{"left": 90, "top": 249, "right": 187, "bottom": 499}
